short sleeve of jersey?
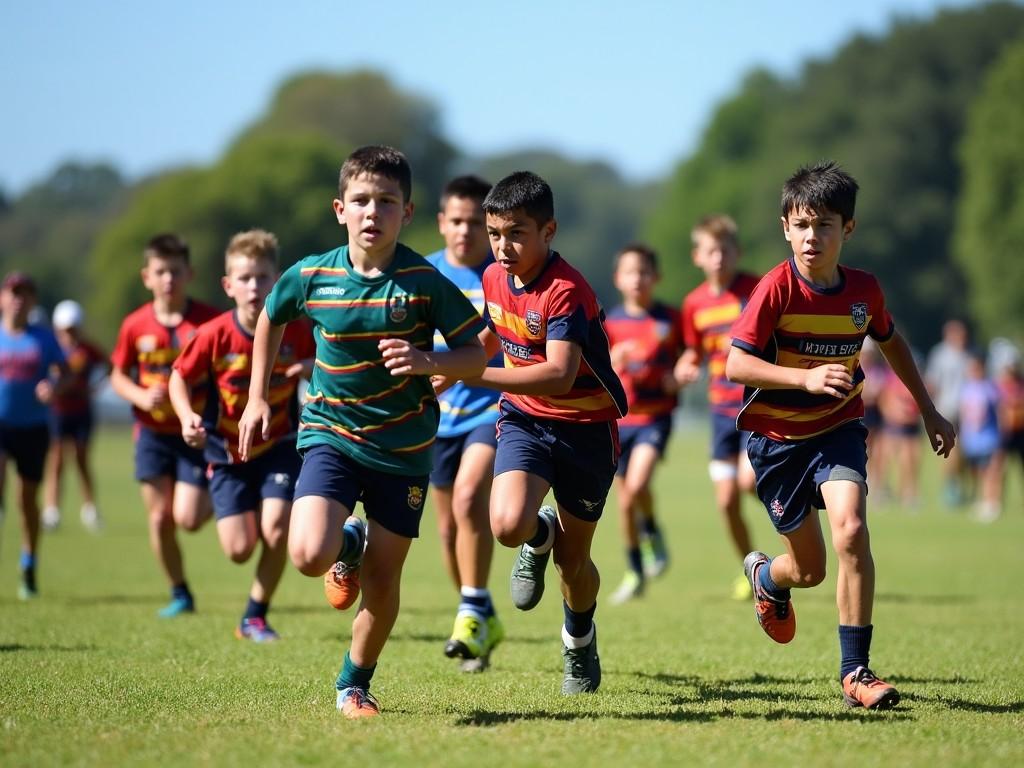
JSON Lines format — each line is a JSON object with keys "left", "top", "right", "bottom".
{"left": 731, "top": 275, "right": 783, "bottom": 357}
{"left": 265, "top": 263, "right": 306, "bottom": 325}
{"left": 545, "top": 284, "right": 588, "bottom": 345}
{"left": 173, "top": 324, "right": 216, "bottom": 383}
{"left": 866, "top": 276, "right": 895, "bottom": 342}
{"left": 431, "top": 273, "right": 486, "bottom": 348}
{"left": 110, "top": 318, "right": 136, "bottom": 371}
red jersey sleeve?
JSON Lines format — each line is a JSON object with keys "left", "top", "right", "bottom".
{"left": 681, "top": 294, "right": 701, "bottom": 357}
{"left": 110, "top": 318, "right": 136, "bottom": 371}
{"left": 544, "top": 283, "right": 589, "bottom": 346}
{"left": 731, "top": 275, "right": 785, "bottom": 357}
{"left": 867, "top": 276, "right": 895, "bottom": 342}
{"left": 173, "top": 325, "right": 216, "bottom": 384}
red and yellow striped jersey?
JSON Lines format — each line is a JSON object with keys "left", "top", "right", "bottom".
{"left": 604, "top": 302, "right": 681, "bottom": 426}
{"left": 173, "top": 310, "right": 315, "bottom": 463}
{"left": 731, "top": 258, "right": 894, "bottom": 441}
{"left": 111, "top": 300, "right": 221, "bottom": 434}
{"left": 681, "top": 272, "right": 760, "bottom": 419}
{"left": 482, "top": 253, "right": 627, "bottom": 423}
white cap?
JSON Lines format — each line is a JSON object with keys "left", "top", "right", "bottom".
{"left": 52, "top": 300, "right": 84, "bottom": 329}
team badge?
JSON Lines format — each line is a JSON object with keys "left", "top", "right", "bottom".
{"left": 850, "top": 302, "right": 868, "bottom": 331}
{"left": 525, "top": 309, "right": 543, "bottom": 337}
{"left": 390, "top": 294, "right": 408, "bottom": 323}
{"left": 137, "top": 335, "right": 158, "bottom": 353}
{"left": 770, "top": 499, "right": 785, "bottom": 520}
{"left": 407, "top": 485, "right": 424, "bottom": 510}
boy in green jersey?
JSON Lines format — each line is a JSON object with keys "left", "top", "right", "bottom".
{"left": 238, "top": 145, "right": 486, "bottom": 719}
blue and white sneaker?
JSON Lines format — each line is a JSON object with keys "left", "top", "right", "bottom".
{"left": 157, "top": 595, "right": 195, "bottom": 618}
{"left": 235, "top": 617, "right": 280, "bottom": 642}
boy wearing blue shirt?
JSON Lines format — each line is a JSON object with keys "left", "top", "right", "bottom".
{"left": 426, "top": 176, "right": 505, "bottom": 671}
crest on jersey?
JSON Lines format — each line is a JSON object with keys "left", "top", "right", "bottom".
{"left": 850, "top": 302, "right": 868, "bottom": 331}
{"left": 390, "top": 294, "right": 408, "bottom": 323}
{"left": 770, "top": 499, "right": 785, "bottom": 520}
{"left": 137, "top": 335, "right": 158, "bottom": 353}
{"left": 525, "top": 309, "right": 543, "bottom": 337}
{"left": 407, "top": 485, "right": 424, "bottom": 510}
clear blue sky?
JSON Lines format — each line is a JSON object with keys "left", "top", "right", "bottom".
{"left": 1, "top": 0, "right": 982, "bottom": 193}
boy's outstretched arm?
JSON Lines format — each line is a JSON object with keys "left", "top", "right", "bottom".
{"left": 879, "top": 331, "right": 956, "bottom": 458}
{"left": 726, "top": 346, "right": 853, "bottom": 398}
{"left": 238, "top": 308, "right": 287, "bottom": 461}
{"left": 379, "top": 336, "right": 486, "bottom": 380}
{"left": 469, "top": 339, "right": 581, "bottom": 396}
{"left": 168, "top": 370, "right": 206, "bottom": 449}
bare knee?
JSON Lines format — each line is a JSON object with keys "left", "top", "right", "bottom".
{"left": 225, "top": 540, "right": 255, "bottom": 564}
{"left": 148, "top": 507, "right": 174, "bottom": 533}
{"left": 289, "top": 540, "right": 333, "bottom": 576}
{"left": 491, "top": 507, "right": 535, "bottom": 547}
{"left": 832, "top": 515, "right": 868, "bottom": 557}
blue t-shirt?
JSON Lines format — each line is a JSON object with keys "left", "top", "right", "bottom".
{"left": 959, "top": 378, "right": 1001, "bottom": 459}
{"left": 426, "top": 249, "right": 501, "bottom": 438}
{"left": 0, "top": 324, "right": 65, "bottom": 427}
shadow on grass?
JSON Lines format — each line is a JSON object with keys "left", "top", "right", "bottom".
{"left": 903, "top": 692, "right": 1024, "bottom": 714}
{"left": 66, "top": 594, "right": 161, "bottom": 607}
{"left": 393, "top": 632, "right": 551, "bottom": 645}
{"left": 0, "top": 643, "right": 97, "bottom": 653}
{"left": 455, "top": 706, "right": 911, "bottom": 726}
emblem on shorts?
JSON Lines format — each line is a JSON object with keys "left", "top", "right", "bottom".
{"left": 407, "top": 485, "right": 424, "bottom": 510}
{"left": 273, "top": 473, "right": 290, "bottom": 486}
{"left": 770, "top": 499, "right": 785, "bottom": 520}
{"left": 390, "top": 294, "right": 408, "bottom": 323}
{"left": 579, "top": 499, "right": 601, "bottom": 514}
{"left": 850, "top": 302, "right": 868, "bottom": 331}
{"left": 525, "top": 309, "right": 543, "bottom": 337}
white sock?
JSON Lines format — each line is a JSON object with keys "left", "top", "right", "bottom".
{"left": 524, "top": 514, "right": 555, "bottom": 555}
{"left": 562, "top": 624, "right": 595, "bottom": 649}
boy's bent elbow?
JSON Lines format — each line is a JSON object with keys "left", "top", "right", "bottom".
{"left": 725, "top": 351, "right": 744, "bottom": 384}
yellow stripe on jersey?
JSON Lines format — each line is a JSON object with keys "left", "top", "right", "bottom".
{"left": 776, "top": 350, "right": 858, "bottom": 369}
{"left": 314, "top": 358, "right": 381, "bottom": 374}
{"left": 693, "top": 303, "right": 742, "bottom": 330}
{"left": 213, "top": 354, "right": 251, "bottom": 373}
{"left": 320, "top": 322, "right": 429, "bottom": 341}
{"left": 307, "top": 296, "right": 430, "bottom": 309}
{"left": 305, "top": 377, "right": 413, "bottom": 406}
{"left": 301, "top": 266, "right": 348, "bottom": 276}
{"left": 492, "top": 311, "right": 540, "bottom": 341}
{"left": 777, "top": 313, "right": 872, "bottom": 335}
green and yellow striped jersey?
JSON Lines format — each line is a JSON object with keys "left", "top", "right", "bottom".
{"left": 266, "top": 244, "right": 485, "bottom": 475}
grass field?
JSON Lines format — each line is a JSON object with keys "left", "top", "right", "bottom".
{"left": 2, "top": 424, "right": 1023, "bottom": 767}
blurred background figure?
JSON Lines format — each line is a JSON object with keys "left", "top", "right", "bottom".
{"left": 878, "top": 351, "right": 923, "bottom": 510}
{"left": 993, "top": 344, "right": 1023, "bottom": 517}
{"left": 925, "top": 319, "right": 971, "bottom": 507}
{"left": 859, "top": 338, "right": 889, "bottom": 502}
{"left": 41, "top": 300, "right": 109, "bottom": 533}
{"left": 959, "top": 351, "right": 1002, "bottom": 523}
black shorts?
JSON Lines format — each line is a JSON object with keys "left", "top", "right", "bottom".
{"left": 615, "top": 416, "right": 672, "bottom": 478}
{"left": 133, "top": 426, "right": 208, "bottom": 487}
{"left": 429, "top": 421, "right": 498, "bottom": 488}
{"left": 0, "top": 424, "right": 50, "bottom": 483}
{"left": 293, "top": 444, "right": 428, "bottom": 539}
{"left": 50, "top": 409, "right": 95, "bottom": 443}
{"left": 747, "top": 421, "right": 868, "bottom": 535}
{"left": 711, "top": 411, "right": 751, "bottom": 460}
{"left": 208, "top": 440, "right": 301, "bottom": 520}
{"left": 493, "top": 401, "right": 619, "bottom": 522}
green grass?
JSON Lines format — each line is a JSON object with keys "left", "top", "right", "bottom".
{"left": 2, "top": 424, "right": 1023, "bottom": 767}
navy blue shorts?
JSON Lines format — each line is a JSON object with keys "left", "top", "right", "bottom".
{"left": 884, "top": 422, "right": 922, "bottom": 438}
{"left": 429, "top": 421, "right": 498, "bottom": 488}
{"left": 747, "top": 421, "right": 868, "bottom": 535}
{"left": 493, "top": 402, "right": 619, "bottom": 522}
{"left": 863, "top": 404, "right": 882, "bottom": 431}
{"left": 711, "top": 411, "right": 750, "bottom": 460}
{"left": 50, "top": 409, "right": 94, "bottom": 443}
{"left": 133, "top": 426, "right": 208, "bottom": 487}
{"left": 615, "top": 415, "right": 673, "bottom": 477}
{"left": 293, "top": 444, "right": 428, "bottom": 539}
{"left": 1003, "top": 430, "right": 1024, "bottom": 460}
{"left": 208, "top": 440, "right": 301, "bottom": 520}
{"left": 0, "top": 424, "right": 50, "bottom": 483}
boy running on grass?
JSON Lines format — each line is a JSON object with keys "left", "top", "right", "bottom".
{"left": 426, "top": 175, "right": 506, "bottom": 672}
{"left": 109, "top": 235, "right": 219, "bottom": 617}
{"left": 238, "top": 146, "right": 486, "bottom": 719}
{"left": 726, "top": 161, "right": 956, "bottom": 709}
{"left": 170, "top": 230, "right": 315, "bottom": 642}
{"left": 469, "top": 171, "right": 627, "bottom": 694}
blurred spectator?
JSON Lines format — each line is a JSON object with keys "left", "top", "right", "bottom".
{"left": 926, "top": 319, "right": 971, "bottom": 506}
{"left": 860, "top": 338, "right": 889, "bottom": 500}
{"left": 878, "top": 362, "right": 923, "bottom": 509}
{"left": 993, "top": 347, "right": 1023, "bottom": 514}
{"left": 959, "top": 352, "right": 1002, "bottom": 523}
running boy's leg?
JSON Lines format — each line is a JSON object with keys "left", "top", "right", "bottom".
{"left": 611, "top": 442, "right": 660, "bottom": 603}
{"left": 431, "top": 485, "right": 460, "bottom": 589}
{"left": 451, "top": 441, "right": 496, "bottom": 597}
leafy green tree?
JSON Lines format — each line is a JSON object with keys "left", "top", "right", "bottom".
{"left": 953, "top": 34, "right": 1024, "bottom": 342}
{"left": 645, "top": 2, "right": 1024, "bottom": 345}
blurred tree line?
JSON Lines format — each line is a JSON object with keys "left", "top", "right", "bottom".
{"left": 1, "top": 2, "right": 1022, "bottom": 347}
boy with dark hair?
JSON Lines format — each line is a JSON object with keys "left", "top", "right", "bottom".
{"left": 42, "top": 300, "right": 109, "bottom": 533}
{"left": 470, "top": 171, "right": 627, "bottom": 694}
{"left": 238, "top": 145, "right": 486, "bottom": 718}
{"left": 0, "top": 272, "right": 67, "bottom": 599}
{"left": 426, "top": 175, "right": 506, "bottom": 671}
{"left": 676, "top": 214, "right": 760, "bottom": 600}
{"left": 110, "top": 233, "right": 220, "bottom": 617}
{"left": 726, "top": 161, "right": 956, "bottom": 709}
{"left": 169, "top": 229, "right": 316, "bottom": 641}
{"left": 604, "top": 243, "right": 682, "bottom": 604}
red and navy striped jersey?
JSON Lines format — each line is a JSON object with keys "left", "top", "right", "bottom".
{"left": 681, "top": 272, "right": 759, "bottom": 419}
{"left": 111, "top": 300, "right": 221, "bottom": 434}
{"left": 482, "top": 253, "right": 627, "bottom": 423}
{"left": 731, "top": 258, "right": 894, "bottom": 441}
{"left": 173, "top": 310, "right": 315, "bottom": 464}
{"left": 52, "top": 338, "right": 106, "bottom": 417}
{"left": 604, "top": 302, "right": 681, "bottom": 426}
